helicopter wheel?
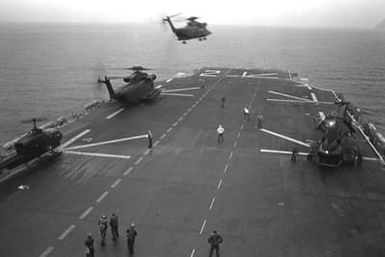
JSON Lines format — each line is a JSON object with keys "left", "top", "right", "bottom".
{"left": 198, "top": 38, "right": 202, "bottom": 41}
{"left": 203, "top": 37, "right": 207, "bottom": 40}
{"left": 182, "top": 41, "right": 186, "bottom": 44}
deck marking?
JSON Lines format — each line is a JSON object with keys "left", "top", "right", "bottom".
{"left": 178, "top": 117, "right": 183, "bottom": 122}
{"left": 190, "top": 248, "right": 196, "bottom": 257}
{"left": 310, "top": 92, "right": 318, "bottom": 102}
{"left": 39, "top": 246, "right": 54, "bottom": 257}
{"left": 260, "top": 149, "right": 309, "bottom": 156}
{"left": 135, "top": 157, "right": 143, "bottom": 165}
{"left": 267, "top": 98, "right": 334, "bottom": 104}
{"left": 58, "top": 224, "right": 75, "bottom": 240}
{"left": 80, "top": 206, "right": 94, "bottom": 219}
{"left": 209, "top": 197, "right": 216, "bottom": 210}
{"left": 217, "top": 179, "right": 222, "bottom": 189}
{"left": 166, "top": 78, "right": 173, "bottom": 83}
{"left": 96, "top": 192, "right": 109, "bottom": 203}
{"left": 110, "top": 178, "right": 122, "bottom": 188}
{"left": 162, "top": 86, "right": 200, "bottom": 92}
{"left": 144, "top": 149, "right": 151, "bottom": 156}
{"left": 229, "top": 152, "right": 233, "bottom": 160}
{"left": 188, "top": 108, "right": 192, "bottom": 112}
{"left": 160, "top": 134, "right": 166, "bottom": 140}
{"left": 268, "top": 90, "right": 313, "bottom": 102}
{"left": 240, "top": 124, "right": 244, "bottom": 130}
{"left": 124, "top": 167, "right": 133, "bottom": 176}
{"left": 172, "top": 122, "right": 178, "bottom": 127}
{"left": 224, "top": 164, "right": 228, "bottom": 173}
{"left": 199, "top": 219, "right": 207, "bottom": 234}
{"left": 242, "top": 71, "right": 247, "bottom": 77}
{"left": 154, "top": 141, "right": 159, "bottom": 147}
{"left": 161, "top": 93, "right": 194, "bottom": 97}
{"left": 237, "top": 132, "right": 241, "bottom": 138}
{"left": 59, "top": 129, "right": 91, "bottom": 149}
{"left": 105, "top": 108, "right": 124, "bottom": 119}
{"left": 233, "top": 142, "right": 237, "bottom": 148}
{"left": 64, "top": 134, "right": 147, "bottom": 150}
{"left": 167, "top": 128, "right": 172, "bottom": 133}
{"left": 63, "top": 150, "right": 131, "bottom": 159}
{"left": 259, "top": 128, "right": 310, "bottom": 147}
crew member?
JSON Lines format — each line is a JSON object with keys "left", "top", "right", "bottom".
{"left": 109, "top": 213, "right": 119, "bottom": 241}
{"left": 291, "top": 146, "right": 298, "bottom": 162}
{"left": 208, "top": 230, "right": 223, "bottom": 257}
{"left": 220, "top": 97, "right": 226, "bottom": 108}
{"left": 84, "top": 233, "right": 94, "bottom": 257}
{"left": 217, "top": 125, "right": 224, "bottom": 143}
{"left": 257, "top": 113, "right": 264, "bottom": 128}
{"left": 243, "top": 107, "right": 250, "bottom": 121}
{"left": 126, "top": 223, "right": 138, "bottom": 255}
{"left": 98, "top": 215, "right": 108, "bottom": 246}
{"left": 148, "top": 130, "right": 153, "bottom": 148}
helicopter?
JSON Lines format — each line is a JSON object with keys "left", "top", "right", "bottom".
{"left": 0, "top": 118, "right": 63, "bottom": 171}
{"left": 97, "top": 66, "right": 161, "bottom": 103}
{"left": 162, "top": 15, "right": 211, "bottom": 43}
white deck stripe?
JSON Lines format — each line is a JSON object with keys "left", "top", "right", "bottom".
{"left": 144, "top": 149, "right": 151, "bottom": 155}
{"left": 79, "top": 206, "right": 94, "bottom": 219}
{"left": 229, "top": 152, "right": 233, "bottom": 160}
{"left": 260, "top": 128, "right": 310, "bottom": 147}
{"left": 233, "top": 142, "right": 237, "bottom": 148}
{"left": 310, "top": 92, "right": 318, "bottom": 102}
{"left": 166, "top": 78, "right": 173, "bottom": 83}
{"left": 217, "top": 179, "right": 222, "bottom": 189}
{"left": 161, "top": 93, "right": 194, "bottom": 97}
{"left": 58, "top": 224, "right": 75, "bottom": 240}
{"left": 64, "top": 151, "right": 131, "bottom": 159}
{"left": 39, "top": 246, "right": 54, "bottom": 257}
{"left": 162, "top": 87, "right": 200, "bottom": 93}
{"left": 105, "top": 108, "right": 124, "bottom": 119}
{"left": 190, "top": 249, "right": 196, "bottom": 257}
{"left": 260, "top": 149, "right": 309, "bottom": 156}
{"left": 268, "top": 90, "right": 313, "bottom": 102}
{"left": 124, "top": 167, "right": 133, "bottom": 176}
{"left": 209, "top": 197, "right": 216, "bottom": 210}
{"left": 135, "top": 156, "right": 143, "bottom": 165}
{"left": 224, "top": 164, "right": 228, "bottom": 173}
{"left": 110, "top": 178, "right": 122, "bottom": 188}
{"left": 59, "top": 129, "right": 91, "bottom": 150}
{"left": 167, "top": 128, "right": 172, "bottom": 133}
{"left": 172, "top": 122, "right": 178, "bottom": 127}
{"left": 64, "top": 135, "right": 147, "bottom": 150}
{"left": 154, "top": 141, "right": 159, "bottom": 147}
{"left": 199, "top": 220, "right": 207, "bottom": 234}
{"left": 96, "top": 192, "right": 109, "bottom": 203}
{"left": 267, "top": 98, "right": 334, "bottom": 104}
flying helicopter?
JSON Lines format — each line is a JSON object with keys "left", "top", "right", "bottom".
{"left": 97, "top": 66, "right": 161, "bottom": 103}
{"left": 162, "top": 15, "right": 211, "bottom": 43}
{"left": 0, "top": 118, "right": 63, "bottom": 171}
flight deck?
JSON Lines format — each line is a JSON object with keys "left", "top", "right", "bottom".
{"left": 0, "top": 68, "right": 385, "bottom": 257}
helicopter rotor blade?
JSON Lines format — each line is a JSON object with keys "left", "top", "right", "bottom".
{"left": 20, "top": 117, "right": 48, "bottom": 124}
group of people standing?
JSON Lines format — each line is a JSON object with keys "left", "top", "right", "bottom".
{"left": 84, "top": 213, "right": 137, "bottom": 256}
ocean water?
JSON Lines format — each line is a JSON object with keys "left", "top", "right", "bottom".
{"left": 0, "top": 23, "right": 385, "bottom": 146}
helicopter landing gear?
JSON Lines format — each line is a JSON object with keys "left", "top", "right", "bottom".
{"left": 182, "top": 41, "right": 186, "bottom": 44}
{"left": 198, "top": 38, "right": 202, "bottom": 41}
{"left": 203, "top": 37, "right": 207, "bottom": 40}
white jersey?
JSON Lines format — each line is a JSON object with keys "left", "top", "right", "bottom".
{"left": 217, "top": 126, "right": 224, "bottom": 134}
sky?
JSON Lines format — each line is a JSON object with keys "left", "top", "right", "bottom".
{"left": 0, "top": 0, "right": 384, "bottom": 28}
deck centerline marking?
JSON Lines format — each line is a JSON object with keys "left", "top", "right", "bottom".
{"left": 199, "top": 219, "right": 207, "bottom": 235}
{"left": 190, "top": 248, "right": 196, "bottom": 257}
{"left": 80, "top": 206, "right": 94, "bottom": 219}
{"left": 135, "top": 157, "right": 143, "bottom": 165}
{"left": 178, "top": 117, "right": 183, "bottom": 122}
{"left": 144, "top": 149, "right": 151, "bottom": 156}
{"left": 160, "top": 134, "right": 166, "bottom": 140}
{"left": 167, "top": 128, "right": 172, "bottom": 133}
{"left": 39, "top": 246, "right": 54, "bottom": 257}
{"left": 233, "top": 142, "right": 237, "bottom": 148}
{"left": 63, "top": 151, "right": 131, "bottom": 159}
{"left": 172, "top": 122, "right": 178, "bottom": 127}
{"left": 217, "top": 179, "right": 222, "bottom": 189}
{"left": 124, "top": 167, "right": 133, "bottom": 176}
{"left": 105, "top": 108, "right": 124, "bottom": 119}
{"left": 59, "top": 129, "right": 91, "bottom": 149}
{"left": 224, "top": 164, "right": 228, "bottom": 173}
{"left": 110, "top": 178, "right": 122, "bottom": 188}
{"left": 153, "top": 141, "right": 159, "bottom": 147}
{"left": 237, "top": 132, "right": 241, "bottom": 138}
{"left": 229, "top": 152, "right": 233, "bottom": 160}
{"left": 96, "top": 192, "right": 109, "bottom": 203}
{"left": 209, "top": 197, "right": 216, "bottom": 210}
{"left": 58, "top": 224, "right": 75, "bottom": 240}
{"left": 259, "top": 128, "right": 310, "bottom": 147}
{"left": 64, "top": 134, "right": 147, "bottom": 150}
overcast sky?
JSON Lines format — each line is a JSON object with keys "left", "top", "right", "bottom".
{"left": 0, "top": 0, "right": 384, "bottom": 28}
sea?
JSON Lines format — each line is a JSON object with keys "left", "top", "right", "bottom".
{"left": 0, "top": 23, "right": 385, "bottom": 147}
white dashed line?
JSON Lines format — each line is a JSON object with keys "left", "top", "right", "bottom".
{"left": 173, "top": 122, "right": 178, "bottom": 127}
{"left": 59, "top": 129, "right": 91, "bottom": 150}
{"left": 237, "top": 132, "right": 241, "bottom": 138}
{"left": 144, "top": 149, "right": 151, "bottom": 156}
{"left": 190, "top": 248, "right": 196, "bottom": 257}
{"left": 240, "top": 124, "right": 244, "bottom": 130}
{"left": 124, "top": 167, "right": 133, "bottom": 176}
{"left": 224, "top": 164, "right": 228, "bottom": 173}
{"left": 233, "top": 142, "right": 237, "bottom": 148}
{"left": 58, "top": 224, "right": 75, "bottom": 240}
{"left": 105, "top": 108, "right": 124, "bottom": 119}
{"left": 178, "top": 117, "right": 183, "bottom": 122}
{"left": 135, "top": 157, "right": 143, "bottom": 165}
{"left": 96, "top": 192, "right": 109, "bottom": 203}
{"left": 199, "top": 219, "right": 207, "bottom": 235}
{"left": 209, "top": 197, "right": 216, "bottom": 210}
{"left": 110, "top": 178, "right": 122, "bottom": 188}
{"left": 160, "top": 134, "right": 166, "bottom": 140}
{"left": 39, "top": 246, "right": 54, "bottom": 257}
{"left": 229, "top": 152, "right": 233, "bottom": 160}
{"left": 166, "top": 78, "right": 173, "bottom": 83}
{"left": 80, "top": 206, "right": 94, "bottom": 219}
{"left": 154, "top": 141, "right": 159, "bottom": 147}
{"left": 167, "top": 128, "right": 172, "bottom": 133}
{"left": 217, "top": 179, "right": 222, "bottom": 189}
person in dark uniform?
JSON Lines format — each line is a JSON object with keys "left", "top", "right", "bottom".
{"left": 257, "top": 113, "right": 264, "bottom": 128}
{"left": 84, "top": 233, "right": 94, "bottom": 257}
{"left": 147, "top": 131, "right": 153, "bottom": 149}
{"left": 126, "top": 223, "right": 138, "bottom": 255}
{"left": 98, "top": 215, "right": 108, "bottom": 246}
{"left": 109, "top": 213, "right": 119, "bottom": 241}
{"left": 220, "top": 97, "right": 226, "bottom": 108}
{"left": 208, "top": 230, "right": 223, "bottom": 257}
{"left": 291, "top": 145, "right": 298, "bottom": 162}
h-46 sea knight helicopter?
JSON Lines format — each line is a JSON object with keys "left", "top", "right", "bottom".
{"left": 0, "top": 118, "right": 63, "bottom": 171}
{"left": 97, "top": 66, "right": 161, "bottom": 103}
{"left": 162, "top": 14, "right": 211, "bottom": 44}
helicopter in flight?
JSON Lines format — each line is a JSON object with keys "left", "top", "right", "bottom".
{"left": 97, "top": 66, "right": 161, "bottom": 103}
{"left": 0, "top": 118, "right": 63, "bottom": 171}
{"left": 162, "top": 15, "right": 211, "bottom": 43}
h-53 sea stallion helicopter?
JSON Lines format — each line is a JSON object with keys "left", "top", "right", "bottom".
{"left": 0, "top": 118, "right": 63, "bottom": 171}
{"left": 162, "top": 14, "right": 211, "bottom": 43}
{"left": 97, "top": 66, "right": 161, "bottom": 103}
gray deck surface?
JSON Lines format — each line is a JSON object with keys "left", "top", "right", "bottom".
{"left": 0, "top": 68, "right": 384, "bottom": 257}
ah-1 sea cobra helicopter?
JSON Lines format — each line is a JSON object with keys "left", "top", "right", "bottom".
{"left": 162, "top": 14, "right": 211, "bottom": 44}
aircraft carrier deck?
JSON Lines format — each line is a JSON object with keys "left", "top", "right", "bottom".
{"left": 1, "top": 67, "right": 385, "bottom": 257}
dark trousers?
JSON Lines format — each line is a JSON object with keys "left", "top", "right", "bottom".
{"left": 127, "top": 239, "right": 135, "bottom": 254}
{"left": 86, "top": 247, "right": 94, "bottom": 257}
{"left": 217, "top": 134, "right": 223, "bottom": 142}
{"left": 209, "top": 245, "right": 220, "bottom": 257}
{"left": 100, "top": 230, "right": 106, "bottom": 245}
{"left": 111, "top": 226, "right": 119, "bottom": 240}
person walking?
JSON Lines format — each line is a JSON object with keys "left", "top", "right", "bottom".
{"left": 84, "top": 233, "right": 94, "bottom": 257}
{"left": 208, "top": 230, "right": 223, "bottom": 257}
{"left": 147, "top": 131, "right": 153, "bottom": 149}
{"left": 291, "top": 145, "right": 298, "bottom": 162}
{"left": 98, "top": 215, "right": 108, "bottom": 246}
{"left": 109, "top": 213, "right": 119, "bottom": 241}
{"left": 257, "top": 113, "right": 264, "bottom": 128}
{"left": 126, "top": 223, "right": 138, "bottom": 255}
{"left": 220, "top": 97, "right": 226, "bottom": 108}
{"left": 243, "top": 107, "right": 250, "bottom": 121}
{"left": 217, "top": 125, "right": 224, "bottom": 143}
